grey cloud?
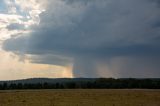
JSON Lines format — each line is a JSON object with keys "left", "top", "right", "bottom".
{"left": 29, "top": 54, "right": 73, "bottom": 66}
{"left": 73, "top": 58, "right": 98, "bottom": 78}
{"left": 108, "top": 56, "right": 160, "bottom": 78}
{"left": 7, "top": 23, "right": 25, "bottom": 30}
{"left": 3, "top": 0, "right": 160, "bottom": 77}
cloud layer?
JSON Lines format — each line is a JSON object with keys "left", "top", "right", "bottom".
{"left": 3, "top": 0, "right": 160, "bottom": 77}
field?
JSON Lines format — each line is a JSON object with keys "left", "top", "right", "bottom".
{"left": 0, "top": 89, "right": 160, "bottom": 106}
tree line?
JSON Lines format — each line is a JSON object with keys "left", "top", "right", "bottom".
{"left": 0, "top": 78, "right": 159, "bottom": 90}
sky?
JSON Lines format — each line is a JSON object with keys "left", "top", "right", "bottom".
{"left": 0, "top": 0, "right": 160, "bottom": 80}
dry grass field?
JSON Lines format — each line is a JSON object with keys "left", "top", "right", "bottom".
{"left": 0, "top": 89, "right": 160, "bottom": 106}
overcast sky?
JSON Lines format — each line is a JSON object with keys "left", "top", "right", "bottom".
{"left": 0, "top": 0, "right": 160, "bottom": 80}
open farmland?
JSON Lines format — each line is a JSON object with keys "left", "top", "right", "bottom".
{"left": 0, "top": 89, "right": 160, "bottom": 106}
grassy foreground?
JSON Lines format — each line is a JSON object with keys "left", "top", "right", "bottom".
{"left": 0, "top": 89, "right": 160, "bottom": 106}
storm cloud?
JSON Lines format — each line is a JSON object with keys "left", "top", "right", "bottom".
{"left": 3, "top": 0, "right": 160, "bottom": 77}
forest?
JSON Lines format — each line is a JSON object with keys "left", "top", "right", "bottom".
{"left": 0, "top": 78, "right": 159, "bottom": 90}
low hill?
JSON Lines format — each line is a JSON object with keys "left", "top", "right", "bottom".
{"left": 0, "top": 78, "right": 96, "bottom": 84}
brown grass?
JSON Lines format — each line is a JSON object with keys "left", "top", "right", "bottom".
{"left": 0, "top": 89, "right": 160, "bottom": 106}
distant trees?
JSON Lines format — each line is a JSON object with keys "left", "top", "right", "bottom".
{"left": 0, "top": 83, "right": 8, "bottom": 90}
{"left": 0, "top": 78, "right": 159, "bottom": 90}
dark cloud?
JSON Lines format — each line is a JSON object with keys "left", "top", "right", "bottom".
{"left": 29, "top": 54, "right": 73, "bottom": 66}
{"left": 3, "top": 0, "right": 160, "bottom": 77}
